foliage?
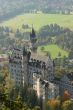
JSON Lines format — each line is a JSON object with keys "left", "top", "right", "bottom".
{"left": 0, "top": 68, "right": 39, "bottom": 110}
{"left": 69, "top": 49, "right": 73, "bottom": 59}
{"left": 47, "top": 98, "right": 73, "bottom": 110}
{"left": 40, "top": 46, "right": 45, "bottom": 52}
{"left": 63, "top": 91, "right": 70, "bottom": 101}
{"left": 62, "top": 100, "right": 73, "bottom": 110}
{"left": 47, "top": 99, "right": 60, "bottom": 110}
{"left": 21, "top": 86, "right": 38, "bottom": 108}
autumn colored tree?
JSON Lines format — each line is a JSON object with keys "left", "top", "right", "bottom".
{"left": 63, "top": 90, "right": 70, "bottom": 101}
{"left": 47, "top": 99, "right": 60, "bottom": 110}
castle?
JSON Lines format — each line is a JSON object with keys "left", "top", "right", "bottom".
{"left": 9, "top": 28, "right": 73, "bottom": 105}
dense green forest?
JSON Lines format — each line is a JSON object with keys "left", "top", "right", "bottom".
{"left": 0, "top": 0, "right": 73, "bottom": 21}
{"left": 38, "top": 24, "right": 73, "bottom": 52}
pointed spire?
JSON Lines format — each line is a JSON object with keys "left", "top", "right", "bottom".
{"left": 30, "top": 25, "right": 37, "bottom": 52}
{"left": 32, "top": 24, "right": 35, "bottom": 34}
{"left": 30, "top": 25, "right": 36, "bottom": 39}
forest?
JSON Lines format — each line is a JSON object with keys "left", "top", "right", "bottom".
{"left": 0, "top": 0, "right": 73, "bottom": 21}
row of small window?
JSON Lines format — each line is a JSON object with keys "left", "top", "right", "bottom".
{"left": 10, "top": 69, "right": 24, "bottom": 73}
{"left": 29, "top": 67, "right": 42, "bottom": 73}
{"left": 29, "top": 66, "right": 42, "bottom": 70}
{"left": 15, "top": 81, "right": 22, "bottom": 85}
{"left": 11, "top": 74, "right": 23, "bottom": 78}
{"left": 29, "top": 66, "right": 53, "bottom": 74}
{"left": 11, "top": 73, "right": 23, "bottom": 77}
{"left": 16, "top": 77, "right": 23, "bottom": 81}
{"left": 10, "top": 64, "right": 22, "bottom": 68}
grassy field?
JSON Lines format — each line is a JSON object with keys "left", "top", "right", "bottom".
{"left": 1, "top": 13, "right": 73, "bottom": 31}
{"left": 38, "top": 44, "right": 68, "bottom": 59}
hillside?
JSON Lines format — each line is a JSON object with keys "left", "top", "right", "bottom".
{"left": 1, "top": 13, "right": 73, "bottom": 31}
{"left": 0, "top": 0, "right": 73, "bottom": 21}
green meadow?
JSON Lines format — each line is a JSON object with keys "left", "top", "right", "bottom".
{"left": 1, "top": 13, "right": 73, "bottom": 31}
{"left": 38, "top": 44, "right": 69, "bottom": 59}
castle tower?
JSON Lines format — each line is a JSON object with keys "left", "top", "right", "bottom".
{"left": 30, "top": 27, "right": 37, "bottom": 52}
{"left": 9, "top": 45, "right": 29, "bottom": 87}
{"left": 22, "top": 46, "right": 29, "bottom": 86}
